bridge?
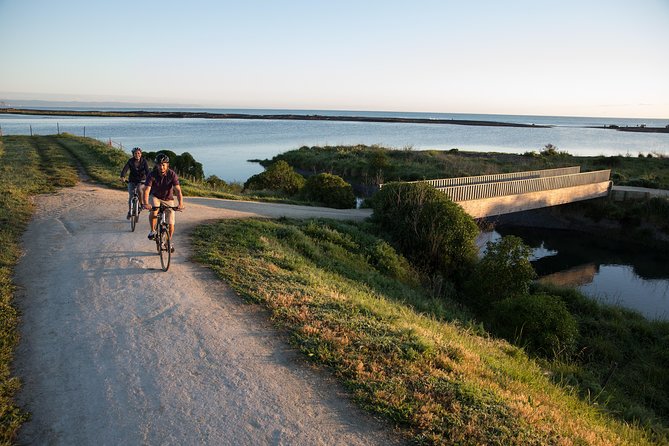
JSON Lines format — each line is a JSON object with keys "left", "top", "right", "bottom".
{"left": 405, "top": 166, "right": 612, "bottom": 218}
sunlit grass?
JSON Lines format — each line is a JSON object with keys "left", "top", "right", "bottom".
{"left": 0, "top": 135, "right": 81, "bottom": 442}
{"left": 192, "top": 218, "right": 656, "bottom": 445}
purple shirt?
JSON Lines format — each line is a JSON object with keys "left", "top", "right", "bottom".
{"left": 145, "top": 169, "right": 180, "bottom": 201}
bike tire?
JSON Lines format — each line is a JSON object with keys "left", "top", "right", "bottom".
{"left": 159, "top": 227, "right": 171, "bottom": 271}
{"left": 130, "top": 197, "right": 138, "bottom": 232}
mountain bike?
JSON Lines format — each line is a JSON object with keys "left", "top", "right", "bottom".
{"left": 152, "top": 204, "right": 180, "bottom": 271}
{"left": 124, "top": 180, "right": 142, "bottom": 232}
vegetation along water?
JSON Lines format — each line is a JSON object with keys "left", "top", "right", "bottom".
{"left": 2, "top": 133, "right": 668, "bottom": 444}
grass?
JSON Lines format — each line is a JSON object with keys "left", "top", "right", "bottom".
{"left": 192, "top": 217, "right": 660, "bottom": 445}
{"left": 0, "top": 135, "right": 79, "bottom": 443}
{"left": 265, "top": 144, "right": 669, "bottom": 193}
{"left": 2, "top": 134, "right": 667, "bottom": 444}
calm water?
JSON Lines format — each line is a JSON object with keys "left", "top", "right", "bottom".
{"left": 1, "top": 108, "right": 668, "bottom": 182}
{"left": 479, "top": 228, "right": 669, "bottom": 321}
{"left": 3, "top": 108, "right": 668, "bottom": 318}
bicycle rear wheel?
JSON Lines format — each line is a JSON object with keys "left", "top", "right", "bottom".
{"left": 159, "top": 227, "right": 171, "bottom": 271}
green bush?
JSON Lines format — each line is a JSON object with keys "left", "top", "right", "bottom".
{"left": 243, "top": 160, "right": 306, "bottom": 195}
{"left": 301, "top": 173, "right": 356, "bottom": 209}
{"left": 370, "top": 181, "right": 478, "bottom": 281}
{"left": 464, "top": 236, "right": 536, "bottom": 310}
{"left": 173, "top": 151, "right": 204, "bottom": 180}
{"left": 490, "top": 293, "right": 579, "bottom": 358}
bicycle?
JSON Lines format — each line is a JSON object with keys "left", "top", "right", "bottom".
{"left": 123, "top": 180, "right": 142, "bottom": 232}
{"left": 152, "top": 204, "right": 180, "bottom": 271}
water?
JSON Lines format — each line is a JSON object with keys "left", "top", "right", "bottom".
{"left": 3, "top": 108, "right": 668, "bottom": 317}
{"left": 1, "top": 109, "right": 668, "bottom": 182}
{"left": 479, "top": 227, "right": 669, "bottom": 321}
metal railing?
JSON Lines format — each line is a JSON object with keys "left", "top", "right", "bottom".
{"left": 437, "top": 170, "right": 611, "bottom": 202}
{"left": 405, "top": 166, "right": 581, "bottom": 188}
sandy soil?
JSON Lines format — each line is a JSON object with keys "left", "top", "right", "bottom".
{"left": 12, "top": 182, "right": 406, "bottom": 445}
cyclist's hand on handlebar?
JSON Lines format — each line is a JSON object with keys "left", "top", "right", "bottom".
{"left": 177, "top": 203, "right": 185, "bottom": 211}
{"left": 143, "top": 203, "right": 152, "bottom": 210}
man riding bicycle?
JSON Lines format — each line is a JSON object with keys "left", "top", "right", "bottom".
{"left": 119, "top": 147, "right": 150, "bottom": 219}
{"left": 143, "top": 153, "right": 185, "bottom": 252}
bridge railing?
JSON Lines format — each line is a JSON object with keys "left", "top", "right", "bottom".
{"left": 404, "top": 166, "right": 581, "bottom": 188}
{"left": 436, "top": 170, "right": 611, "bottom": 202}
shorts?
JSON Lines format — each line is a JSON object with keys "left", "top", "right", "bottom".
{"left": 149, "top": 196, "right": 176, "bottom": 225}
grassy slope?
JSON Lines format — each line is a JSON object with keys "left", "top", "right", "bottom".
{"left": 191, "top": 218, "right": 660, "bottom": 445}
{"left": 0, "top": 135, "right": 79, "bottom": 443}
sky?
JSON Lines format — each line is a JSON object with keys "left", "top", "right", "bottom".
{"left": 1, "top": 0, "right": 668, "bottom": 119}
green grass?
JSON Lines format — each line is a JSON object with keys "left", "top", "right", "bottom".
{"left": 0, "top": 135, "right": 79, "bottom": 443}
{"left": 265, "top": 144, "right": 669, "bottom": 191}
{"left": 192, "top": 217, "right": 659, "bottom": 445}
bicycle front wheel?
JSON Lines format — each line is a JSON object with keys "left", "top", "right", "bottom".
{"left": 159, "top": 228, "right": 171, "bottom": 271}
{"left": 130, "top": 201, "right": 137, "bottom": 232}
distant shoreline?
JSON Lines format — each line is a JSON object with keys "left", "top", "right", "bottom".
{"left": 0, "top": 107, "right": 548, "bottom": 128}
{"left": 2, "top": 107, "right": 668, "bottom": 132}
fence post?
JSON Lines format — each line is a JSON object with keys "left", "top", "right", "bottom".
{"left": 30, "top": 125, "right": 33, "bottom": 136}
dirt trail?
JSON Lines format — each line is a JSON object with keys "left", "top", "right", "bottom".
{"left": 12, "top": 182, "right": 403, "bottom": 445}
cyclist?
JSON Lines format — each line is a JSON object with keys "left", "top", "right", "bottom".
{"left": 143, "top": 153, "right": 185, "bottom": 252}
{"left": 119, "top": 147, "right": 150, "bottom": 220}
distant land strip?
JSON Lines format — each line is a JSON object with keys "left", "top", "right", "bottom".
{"left": 3, "top": 108, "right": 668, "bottom": 132}
{"left": 0, "top": 107, "right": 549, "bottom": 128}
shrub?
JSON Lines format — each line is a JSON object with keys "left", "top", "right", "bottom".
{"left": 301, "top": 173, "right": 356, "bottom": 209}
{"left": 464, "top": 235, "right": 536, "bottom": 310}
{"left": 173, "top": 151, "right": 204, "bottom": 180}
{"left": 243, "top": 160, "right": 306, "bottom": 195}
{"left": 490, "top": 293, "right": 579, "bottom": 358}
{"left": 370, "top": 181, "right": 478, "bottom": 281}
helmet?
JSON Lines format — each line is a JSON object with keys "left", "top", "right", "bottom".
{"left": 131, "top": 147, "right": 142, "bottom": 154}
{"left": 154, "top": 153, "right": 170, "bottom": 164}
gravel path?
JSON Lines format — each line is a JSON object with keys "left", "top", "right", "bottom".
{"left": 12, "top": 182, "right": 403, "bottom": 445}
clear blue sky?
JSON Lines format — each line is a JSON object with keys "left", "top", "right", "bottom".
{"left": 1, "top": 0, "right": 668, "bottom": 118}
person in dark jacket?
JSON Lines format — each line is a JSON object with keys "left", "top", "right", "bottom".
{"left": 119, "top": 147, "right": 151, "bottom": 219}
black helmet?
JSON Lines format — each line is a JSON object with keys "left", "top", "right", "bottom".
{"left": 131, "top": 146, "right": 142, "bottom": 154}
{"left": 154, "top": 153, "right": 169, "bottom": 164}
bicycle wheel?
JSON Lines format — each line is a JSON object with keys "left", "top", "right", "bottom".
{"left": 159, "top": 227, "right": 171, "bottom": 271}
{"left": 130, "top": 198, "right": 137, "bottom": 232}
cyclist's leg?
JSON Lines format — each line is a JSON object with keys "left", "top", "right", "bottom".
{"left": 148, "top": 194, "right": 159, "bottom": 235}
{"left": 165, "top": 200, "right": 176, "bottom": 238}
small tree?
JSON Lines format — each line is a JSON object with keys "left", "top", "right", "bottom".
{"left": 301, "top": 173, "right": 356, "bottom": 209}
{"left": 243, "top": 160, "right": 305, "bottom": 195}
{"left": 464, "top": 235, "right": 536, "bottom": 310}
{"left": 174, "top": 152, "right": 204, "bottom": 180}
{"left": 371, "top": 181, "right": 478, "bottom": 281}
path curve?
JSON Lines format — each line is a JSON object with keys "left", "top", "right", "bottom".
{"left": 12, "top": 182, "right": 402, "bottom": 445}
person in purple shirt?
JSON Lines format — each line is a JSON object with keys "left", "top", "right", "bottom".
{"left": 142, "top": 153, "right": 185, "bottom": 251}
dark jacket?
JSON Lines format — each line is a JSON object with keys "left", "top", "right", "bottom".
{"left": 120, "top": 157, "right": 150, "bottom": 183}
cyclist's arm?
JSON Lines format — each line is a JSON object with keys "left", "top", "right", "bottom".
{"left": 119, "top": 160, "right": 130, "bottom": 180}
{"left": 174, "top": 185, "right": 185, "bottom": 210}
{"left": 143, "top": 185, "right": 152, "bottom": 210}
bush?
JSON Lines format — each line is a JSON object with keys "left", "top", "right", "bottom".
{"left": 301, "top": 173, "right": 356, "bottom": 209}
{"left": 243, "top": 160, "right": 306, "bottom": 195}
{"left": 173, "top": 151, "right": 204, "bottom": 180}
{"left": 464, "top": 236, "right": 536, "bottom": 310}
{"left": 370, "top": 181, "right": 478, "bottom": 281}
{"left": 490, "top": 293, "right": 579, "bottom": 358}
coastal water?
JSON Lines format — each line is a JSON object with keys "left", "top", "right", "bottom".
{"left": 479, "top": 228, "right": 669, "bottom": 321}
{"left": 1, "top": 109, "right": 668, "bottom": 182}
{"left": 3, "top": 109, "right": 668, "bottom": 318}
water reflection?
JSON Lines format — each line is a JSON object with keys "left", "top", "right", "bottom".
{"left": 482, "top": 227, "right": 669, "bottom": 320}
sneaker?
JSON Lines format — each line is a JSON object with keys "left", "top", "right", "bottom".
{"left": 170, "top": 245, "right": 175, "bottom": 253}
{"left": 148, "top": 231, "right": 155, "bottom": 240}
{"left": 126, "top": 212, "right": 131, "bottom": 220}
